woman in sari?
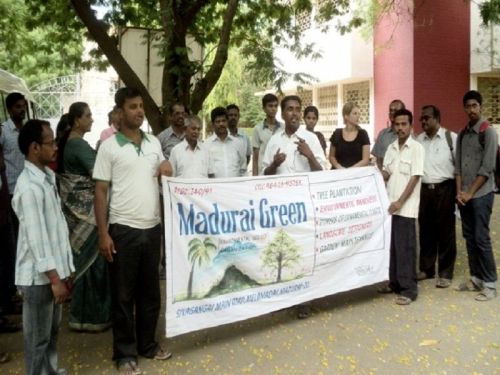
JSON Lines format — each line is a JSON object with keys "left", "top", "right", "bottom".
{"left": 57, "top": 102, "right": 111, "bottom": 332}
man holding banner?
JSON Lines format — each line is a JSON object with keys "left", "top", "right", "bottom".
{"left": 380, "top": 109, "right": 424, "bottom": 305}
{"left": 262, "top": 94, "right": 326, "bottom": 318}
{"left": 262, "top": 95, "right": 326, "bottom": 176}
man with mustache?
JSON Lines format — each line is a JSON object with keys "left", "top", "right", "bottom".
{"left": 94, "top": 87, "right": 172, "bottom": 375}
{"left": 372, "top": 99, "right": 406, "bottom": 170}
{"left": 262, "top": 95, "right": 325, "bottom": 176}
{"left": 227, "top": 104, "right": 251, "bottom": 165}
{"left": 262, "top": 95, "right": 326, "bottom": 318}
{"left": 206, "top": 107, "right": 247, "bottom": 178}
{"left": 379, "top": 109, "right": 424, "bottom": 305}
{"left": 416, "top": 105, "right": 457, "bottom": 288}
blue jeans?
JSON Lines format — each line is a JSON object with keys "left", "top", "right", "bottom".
{"left": 19, "top": 285, "right": 66, "bottom": 375}
{"left": 459, "top": 192, "right": 497, "bottom": 289}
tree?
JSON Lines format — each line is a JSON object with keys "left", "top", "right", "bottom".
{"left": 24, "top": 0, "right": 362, "bottom": 133}
{"left": 0, "top": 0, "right": 84, "bottom": 87}
{"left": 261, "top": 229, "right": 301, "bottom": 283}
{"left": 187, "top": 237, "right": 217, "bottom": 299}
{"left": 479, "top": 0, "right": 500, "bottom": 26}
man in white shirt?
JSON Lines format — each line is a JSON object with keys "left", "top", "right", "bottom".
{"left": 379, "top": 109, "right": 425, "bottom": 305}
{"left": 94, "top": 87, "right": 172, "bottom": 374}
{"left": 261, "top": 95, "right": 325, "bottom": 318}
{"left": 13, "top": 119, "right": 74, "bottom": 375}
{"left": 226, "top": 104, "right": 251, "bottom": 165}
{"left": 252, "top": 94, "right": 282, "bottom": 176}
{"left": 157, "top": 102, "right": 187, "bottom": 160}
{"left": 169, "top": 115, "right": 209, "bottom": 178}
{"left": 207, "top": 107, "right": 247, "bottom": 178}
{"left": 416, "top": 105, "right": 457, "bottom": 288}
{"left": 262, "top": 96, "right": 326, "bottom": 175}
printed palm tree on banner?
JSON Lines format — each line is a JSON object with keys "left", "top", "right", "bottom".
{"left": 187, "top": 237, "right": 217, "bottom": 299}
{"left": 261, "top": 229, "right": 301, "bottom": 283}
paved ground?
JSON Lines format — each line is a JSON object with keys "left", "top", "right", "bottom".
{"left": 2, "top": 199, "right": 500, "bottom": 375}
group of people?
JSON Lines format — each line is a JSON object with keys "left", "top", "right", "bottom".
{"left": 0, "top": 86, "right": 497, "bottom": 374}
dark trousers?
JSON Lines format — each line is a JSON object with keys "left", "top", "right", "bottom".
{"left": 0, "top": 196, "right": 18, "bottom": 312}
{"left": 0, "top": 222, "right": 16, "bottom": 311}
{"left": 459, "top": 192, "right": 497, "bottom": 286}
{"left": 418, "top": 180, "right": 457, "bottom": 279}
{"left": 109, "top": 223, "right": 161, "bottom": 364}
{"left": 389, "top": 215, "right": 418, "bottom": 300}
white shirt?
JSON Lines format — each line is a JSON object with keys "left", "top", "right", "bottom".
{"left": 169, "top": 139, "right": 210, "bottom": 178}
{"left": 262, "top": 126, "right": 326, "bottom": 175}
{"left": 206, "top": 134, "right": 247, "bottom": 178}
{"left": 417, "top": 127, "right": 457, "bottom": 184}
{"left": 251, "top": 120, "right": 282, "bottom": 175}
{"left": 93, "top": 131, "right": 164, "bottom": 229}
{"left": 13, "top": 161, "right": 75, "bottom": 285}
{"left": 232, "top": 128, "right": 251, "bottom": 160}
{"left": 383, "top": 137, "right": 425, "bottom": 219}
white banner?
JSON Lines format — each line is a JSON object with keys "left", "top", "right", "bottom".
{"left": 163, "top": 166, "right": 391, "bottom": 337}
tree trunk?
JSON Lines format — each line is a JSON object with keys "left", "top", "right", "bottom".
{"left": 276, "top": 252, "right": 283, "bottom": 283}
{"left": 190, "top": 0, "right": 239, "bottom": 114}
{"left": 187, "top": 263, "right": 195, "bottom": 299}
{"left": 70, "top": 0, "right": 163, "bottom": 133}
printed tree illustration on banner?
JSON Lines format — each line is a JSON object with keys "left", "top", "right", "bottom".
{"left": 187, "top": 237, "right": 217, "bottom": 299}
{"left": 261, "top": 229, "right": 301, "bottom": 283}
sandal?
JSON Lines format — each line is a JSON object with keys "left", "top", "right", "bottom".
{"left": 454, "top": 280, "right": 482, "bottom": 292}
{"left": 296, "top": 304, "right": 312, "bottom": 319}
{"left": 377, "top": 284, "right": 393, "bottom": 294}
{"left": 117, "top": 361, "right": 142, "bottom": 375}
{"left": 0, "top": 351, "right": 10, "bottom": 364}
{"left": 436, "top": 278, "right": 451, "bottom": 288}
{"left": 395, "top": 296, "right": 412, "bottom": 305}
{"left": 475, "top": 288, "right": 496, "bottom": 302}
{"left": 153, "top": 347, "right": 172, "bottom": 361}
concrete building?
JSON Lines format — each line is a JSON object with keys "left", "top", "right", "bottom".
{"left": 274, "top": 0, "right": 499, "bottom": 141}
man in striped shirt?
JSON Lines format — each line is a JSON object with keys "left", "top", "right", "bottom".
{"left": 13, "top": 119, "right": 74, "bottom": 375}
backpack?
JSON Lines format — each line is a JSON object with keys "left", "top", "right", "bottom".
{"left": 459, "top": 121, "right": 500, "bottom": 193}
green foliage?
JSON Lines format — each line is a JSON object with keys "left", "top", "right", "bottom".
{"left": 187, "top": 237, "right": 217, "bottom": 298}
{"left": 261, "top": 229, "right": 301, "bottom": 283}
{"left": 203, "top": 48, "right": 263, "bottom": 128}
{"left": 0, "top": 0, "right": 84, "bottom": 87}
{"left": 479, "top": 0, "right": 500, "bottom": 25}
{"left": 188, "top": 237, "right": 217, "bottom": 267}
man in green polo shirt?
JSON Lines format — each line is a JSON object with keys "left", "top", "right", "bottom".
{"left": 93, "top": 87, "right": 172, "bottom": 375}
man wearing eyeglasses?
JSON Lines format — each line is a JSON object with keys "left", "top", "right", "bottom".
{"left": 416, "top": 105, "right": 457, "bottom": 289}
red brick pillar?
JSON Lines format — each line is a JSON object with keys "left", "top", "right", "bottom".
{"left": 374, "top": 0, "right": 470, "bottom": 135}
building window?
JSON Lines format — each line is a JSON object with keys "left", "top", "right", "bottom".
{"left": 478, "top": 77, "right": 500, "bottom": 125}
{"left": 317, "top": 85, "right": 338, "bottom": 127}
{"left": 296, "top": 9, "right": 312, "bottom": 33}
{"left": 297, "top": 88, "right": 313, "bottom": 108}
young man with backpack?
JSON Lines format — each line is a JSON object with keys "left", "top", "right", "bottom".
{"left": 455, "top": 90, "right": 498, "bottom": 301}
